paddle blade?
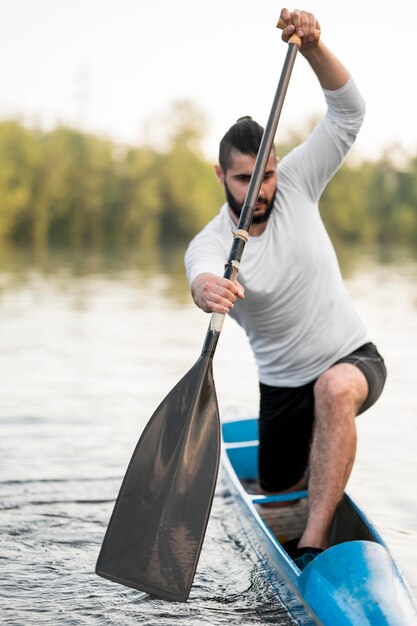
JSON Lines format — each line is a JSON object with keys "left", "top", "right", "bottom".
{"left": 96, "top": 355, "right": 220, "bottom": 602}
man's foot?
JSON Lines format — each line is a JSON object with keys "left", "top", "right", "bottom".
{"left": 293, "top": 546, "right": 323, "bottom": 571}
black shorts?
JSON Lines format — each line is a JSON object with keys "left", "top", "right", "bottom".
{"left": 258, "top": 342, "right": 387, "bottom": 493}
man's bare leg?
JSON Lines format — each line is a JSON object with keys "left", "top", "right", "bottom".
{"left": 298, "top": 363, "right": 368, "bottom": 550}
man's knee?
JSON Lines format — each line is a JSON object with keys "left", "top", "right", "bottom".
{"left": 314, "top": 364, "right": 368, "bottom": 414}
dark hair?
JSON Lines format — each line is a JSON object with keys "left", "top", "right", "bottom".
{"left": 219, "top": 116, "right": 265, "bottom": 172}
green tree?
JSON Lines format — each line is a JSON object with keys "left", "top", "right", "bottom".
{"left": 41, "top": 128, "right": 116, "bottom": 248}
{"left": 0, "top": 121, "right": 39, "bottom": 244}
{"left": 157, "top": 101, "right": 223, "bottom": 243}
{"left": 112, "top": 146, "right": 161, "bottom": 247}
{"left": 321, "top": 163, "right": 375, "bottom": 245}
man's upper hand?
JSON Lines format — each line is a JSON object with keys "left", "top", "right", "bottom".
{"left": 279, "top": 8, "right": 320, "bottom": 46}
{"left": 279, "top": 7, "right": 348, "bottom": 90}
{"left": 191, "top": 273, "right": 245, "bottom": 314}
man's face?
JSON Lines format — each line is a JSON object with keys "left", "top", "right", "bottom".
{"left": 215, "top": 149, "right": 277, "bottom": 224}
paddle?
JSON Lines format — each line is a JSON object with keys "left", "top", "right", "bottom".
{"left": 96, "top": 20, "right": 304, "bottom": 603}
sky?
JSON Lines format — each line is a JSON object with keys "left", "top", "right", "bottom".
{"left": 1, "top": 0, "right": 416, "bottom": 163}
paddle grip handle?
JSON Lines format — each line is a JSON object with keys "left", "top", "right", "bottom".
{"left": 277, "top": 17, "right": 321, "bottom": 47}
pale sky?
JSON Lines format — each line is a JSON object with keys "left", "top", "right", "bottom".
{"left": 1, "top": 0, "right": 416, "bottom": 162}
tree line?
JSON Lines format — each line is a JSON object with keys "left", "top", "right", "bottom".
{"left": 1, "top": 101, "right": 416, "bottom": 251}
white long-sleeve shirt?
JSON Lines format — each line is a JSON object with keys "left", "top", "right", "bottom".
{"left": 185, "top": 77, "right": 369, "bottom": 387}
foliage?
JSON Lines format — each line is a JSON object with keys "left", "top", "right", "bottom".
{"left": 0, "top": 105, "right": 416, "bottom": 251}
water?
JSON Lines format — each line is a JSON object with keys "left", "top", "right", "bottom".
{"left": 0, "top": 247, "right": 416, "bottom": 625}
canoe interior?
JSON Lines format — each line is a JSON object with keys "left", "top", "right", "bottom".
{"left": 222, "top": 417, "right": 383, "bottom": 556}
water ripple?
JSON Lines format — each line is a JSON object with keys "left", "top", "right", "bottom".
{"left": 0, "top": 477, "right": 298, "bottom": 626}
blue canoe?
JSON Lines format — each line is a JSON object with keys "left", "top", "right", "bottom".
{"left": 222, "top": 417, "right": 417, "bottom": 625}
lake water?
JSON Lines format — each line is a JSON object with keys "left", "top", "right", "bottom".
{"left": 1, "top": 246, "right": 416, "bottom": 625}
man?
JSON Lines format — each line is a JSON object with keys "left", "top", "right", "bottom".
{"left": 184, "top": 8, "right": 386, "bottom": 569}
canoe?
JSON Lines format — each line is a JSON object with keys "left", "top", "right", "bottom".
{"left": 221, "top": 417, "right": 417, "bottom": 625}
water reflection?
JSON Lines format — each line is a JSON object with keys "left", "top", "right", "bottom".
{"left": 0, "top": 244, "right": 191, "bottom": 303}
{"left": 0, "top": 244, "right": 416, "bottom": 625}
{"left": 1, "top": 241, "right": 416, "bottom": 299}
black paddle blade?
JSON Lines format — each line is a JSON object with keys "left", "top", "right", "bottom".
{"left": 96, "top": 355, "right": 220, "bottom": 602}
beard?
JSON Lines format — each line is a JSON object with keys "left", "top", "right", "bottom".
{"left": 225, "top": 183, "right": 276, "bottom": 225}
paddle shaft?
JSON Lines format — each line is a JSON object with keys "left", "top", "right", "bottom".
{"left": 202, "top": 39, "right": 300, "bottom": 358}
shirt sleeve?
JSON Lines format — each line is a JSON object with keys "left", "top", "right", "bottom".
{"left": 184, "top": 209, "right": 231, "bottom": 285}
{"left": 278, "top": 76, "right": 365, "bottom": 203}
